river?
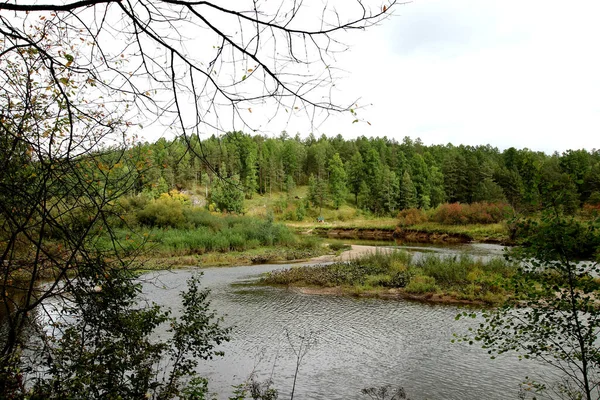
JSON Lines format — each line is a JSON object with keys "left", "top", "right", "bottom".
{"left": 140, "top": 242, "right": 555, "bottom": 400}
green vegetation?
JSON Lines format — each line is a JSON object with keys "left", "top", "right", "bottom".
{"left": 458, "top": 214, "right": 600, "bottom": 400}
{"left": 27, "top": 268, "right": 229, "bottom": 399}
{"left": 395, "top": 204, "right": 511, "bottom": 242}
{"left": 100, "top": 191, "right": 326, "bottom": 266}
{"left": 260, "top": 251, "right": 517, "bottom": 304}
{"left": 124, "top": 133, "right": 600, "bottom": 221}
{"left": 103, "top": 133, "right": 600, "bottom": 250}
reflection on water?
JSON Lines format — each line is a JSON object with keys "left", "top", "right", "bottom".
{"left": 141, "top": 242, "right": 552, "bottom": 400}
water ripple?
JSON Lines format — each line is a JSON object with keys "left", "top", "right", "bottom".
{"left": 142, "top": 254, "right": 552, "bottom": 400}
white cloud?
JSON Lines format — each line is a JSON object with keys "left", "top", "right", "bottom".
{"left": 136, "top": 0, "right": 600, "bottom": 153}
{"left": 296, "top": 0, "right": 600, "bottom": 153}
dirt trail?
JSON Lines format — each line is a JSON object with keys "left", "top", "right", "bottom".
{"left": 309, "top": 244, "right": 396, "bottom": 263}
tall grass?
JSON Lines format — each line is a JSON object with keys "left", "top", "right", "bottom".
{"left": 261, "top": 250, "right": 517, "bottom": 303}
{"left": 99, "top": 201, "right": 307, "bottom": 256}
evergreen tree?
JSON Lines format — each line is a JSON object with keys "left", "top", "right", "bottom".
{"left": 347, "top": 151, "right": 365, "bottom": 205}
{"left": 398, "top": 171, "right": 417, "bottom": 210}
{"left": 328, "top": 153, "right": 347, "bottom": 209}
{"left": 363, "top": 148, "right": 383, "bottom": 212}
{"left": 357, "top": 181, "right": 371, "bottom": 211}
{"left": 429, "top": 165, "right": 446, "bottom": 208}
{"left": 473, "top": 178, "right": 506, "bottom": 203}
{"left": 285, "top": 175, "right": 296, "bottom": 199}
{"left": 244, "top": 151, "right": 259, "bottom": 199}
{"left": 382, "top": 167, "right": 399, "bottom": 214}
{"left": 308, "top": 173, "right": 327, "bottom": 213}
{"left": 210, "top": 176, "right": 244, "bottom": 213}
{"left": 308, "top": 173, "right": 317, "bottom": 205}
{"left": 410, "top": 153, "right": 431, "bottom": 209}
{"left": 494, "top": 166, "right": 524, "bottom": 209}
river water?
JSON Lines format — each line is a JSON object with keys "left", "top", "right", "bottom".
{"left": 140, "top": 243, "right": 555, "bottom": 400}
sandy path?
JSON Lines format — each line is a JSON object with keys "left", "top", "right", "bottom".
{"left": 309, "top": 244, "right": 396, "bottom": 263}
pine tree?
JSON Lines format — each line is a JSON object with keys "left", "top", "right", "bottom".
{"left": 398, "top": 170, "right": 417, "bottom": 210}
{"left": 363, "top": 148, "right": 383, "bottom": 212}
{"left": 328, "top": 153, "right": 347, "bottom": 209}
{"left": 244, "top": 151, "right": 258, "bottom": 199}
{"left": 357, "top": 181, "right": 371, "bottom": 211}
{"left": 382, "top": 166, "right": 399, "bottom": 214}
{"left": 347, "top": 151, "right": 364, "bottom": 205}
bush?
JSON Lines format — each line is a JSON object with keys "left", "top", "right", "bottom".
{"left": 582, "top": 202, "right": 600, "bottom": 219}
{"left": 405, "top": 275, "right": 439, "bottom": 294}
{"left": 296, "top": 236, "right": 322, "bottom": 251}
{"left": 183, "top": 208, "right": 225, "bottom": 231}
{"left": 335, "top": 208, "right": 356, "bottom": 221}
{"left": 295, "top": 203, "right": 306, "bottom": 221}
{"left": 396, "top": 208, "right": 428, "bottom": 226}
{"left": 137, "top": 196, "right": 185, "bottom": 228}
{"left": 430, "top": 202, "right": 511, "bottom": 225}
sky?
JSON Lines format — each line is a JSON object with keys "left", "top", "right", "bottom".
{"left": 132, "top": 0, "right": 600, "bottom": 154}
{"left": 271, "top": 0, "right": 600, "bottom": 153}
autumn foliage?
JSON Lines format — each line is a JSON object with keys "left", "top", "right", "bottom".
{"left": 431, "top": 202, "right": 512, "bottom": 225}
{"left": 396, "top": 208, "right": 428, "bottom": 226}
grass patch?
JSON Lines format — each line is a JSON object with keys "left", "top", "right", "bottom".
{"left": 260, "top": 250, "right": 517, "bottom": 304}
{"left": 400, "top": 222, "right": 508, "bottom": 241}
{"left": 95, "top": 212, "right": 327, "bottom": 268}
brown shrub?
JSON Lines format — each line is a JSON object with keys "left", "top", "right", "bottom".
{"left": 396, "top": 208, "right": 428, "bottom": 226}
{"left": 431, "top": 202, "right": 511, "bottom": 225}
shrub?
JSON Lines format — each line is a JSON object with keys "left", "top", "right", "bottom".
{"left": 210, "top": 178, "right": 244, "bottom": 213}
{"left": 335, "top": 208, "right": 356, "bottom": 221}
{"left": 405, "top": 275, "right": 439, "bottom": 294}
{"left": 295, "top": 203, "right": 306, "bottom": 221}
{"left": 416, "top": 254, "right": 470, "bottom": 285}
{"left": 396, "top": 208, "right": 428, "bottom": 226}
{"left": 137, "top": 197, "right": 185, "bottom": 228}
{"left": 386, "top": 269, "right": 413, "bottom": 288}
{"left": 296, "top": 236, "right": 322, "bottom": 250}
{"left": 364, "top": 274, "right": 392, "bottom": 287}
{"left": 430, "top": 202, "right": 511, "bottom": 225}
{"left": 183, "top": 208, "right": 225, "bottom": 231}
{"left": 582, "top": 202, "right": 600, "bottom": 219}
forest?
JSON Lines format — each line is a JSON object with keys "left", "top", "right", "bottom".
{"left": 2, "top": 0, "right": 600, "bottom": 397}
{"left": 127, "top": 132, "right": 600, "bottom": 217}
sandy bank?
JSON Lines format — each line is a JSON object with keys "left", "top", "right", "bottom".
{"left": 308, "top": 244, "right": 396, "bottom": 263}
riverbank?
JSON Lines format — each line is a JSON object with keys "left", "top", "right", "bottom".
{"left": 135, "top": 243, "right": 380, "bottom": 271}
{"left": 130, "top": 244, "right": 330, "bottom": 271}
{"left": 289, "top": 221, "right": 511, "bottom": 244}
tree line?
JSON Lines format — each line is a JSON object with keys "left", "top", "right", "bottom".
{"left": 129, "top": 132, "right": 600, "bottom": 215}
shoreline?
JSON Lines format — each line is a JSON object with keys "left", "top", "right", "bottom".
{"left": 290, "top": 286, "right": 487, "bottom": 306}
{"left": 260, "top": 244, "right": 497, "bottom": 307}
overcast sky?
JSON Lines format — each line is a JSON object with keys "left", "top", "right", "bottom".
{"left": 272, "top": 0, "right": 600, "bottom": 153}
{"left": 135, "top": 0, "right": 600, "bottom": 153}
